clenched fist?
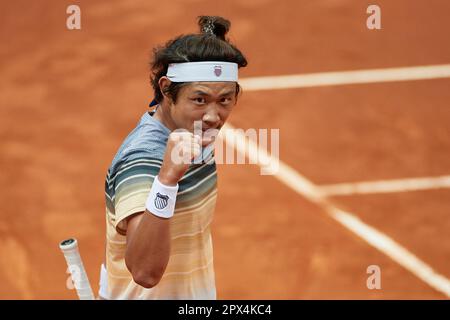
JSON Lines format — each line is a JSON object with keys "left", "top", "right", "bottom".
{"left": 158, "top": 130, "right": 214, "bottom": 186}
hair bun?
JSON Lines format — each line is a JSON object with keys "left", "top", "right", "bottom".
{"left": 198, "top": 16, "right": 230, "bottom": 40}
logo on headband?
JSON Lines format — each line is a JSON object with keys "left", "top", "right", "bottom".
{"left": 214, "top": 65, "right": 222, "bottom": 77}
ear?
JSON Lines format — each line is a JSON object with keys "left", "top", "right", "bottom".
{"left": 158, "top": 76, "right": 172, "bottom": 101}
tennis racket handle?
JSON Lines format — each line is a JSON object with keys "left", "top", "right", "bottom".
{"left": 59, "top": 238, "right": 95, "bottom": 300}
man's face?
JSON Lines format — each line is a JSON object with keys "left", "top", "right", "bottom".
{"left": 169, "top": 81, "right": 237, "bottom": 137}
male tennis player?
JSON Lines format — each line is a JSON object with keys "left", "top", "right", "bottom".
{"left": 101, "top": 16, "right": 247, "bottom": 299}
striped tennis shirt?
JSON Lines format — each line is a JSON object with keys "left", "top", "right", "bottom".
{"left": 104, "top": 110, "right": 218, "bottom": 299}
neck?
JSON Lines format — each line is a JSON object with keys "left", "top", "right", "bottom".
{"left": 153, "top": 102, "right": 177, "bottom": 132}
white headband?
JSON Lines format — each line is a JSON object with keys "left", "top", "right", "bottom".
{"left": 166, "top": 61, "right": 238, "bottom": 82}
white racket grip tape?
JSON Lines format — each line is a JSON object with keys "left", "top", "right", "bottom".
{"left": 98, "top": 263, "right": 109, "bottom": 299}
{"left": 59, "top": 238, "right": 95, "bottom": 300}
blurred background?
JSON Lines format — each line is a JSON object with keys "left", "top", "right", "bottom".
{"left": 0, "top": 0, "right": 449, "bottom": 299}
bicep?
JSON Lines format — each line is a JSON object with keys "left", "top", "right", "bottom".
{"left": 112, "top": 154, "right": 163, "bottom": 235}
{"left": 125, "top": 211, "right": 145, "bottom": 246}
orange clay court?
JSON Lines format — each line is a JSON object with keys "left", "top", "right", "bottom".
{"left": 0, "top": 0, "right": 449, "bottom": 299}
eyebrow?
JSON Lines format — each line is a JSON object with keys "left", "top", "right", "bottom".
{"left": 192, "top": 90, "right": 235, "bottom": 97}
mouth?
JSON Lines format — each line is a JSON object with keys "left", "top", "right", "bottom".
{"left": 202, "top": 125, "right": 221, "bottom": 132}
{"left": 200, "top": 126, "right": 220, "bottom": 145}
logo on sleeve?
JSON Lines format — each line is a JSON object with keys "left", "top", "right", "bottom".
{"left": 155, "top": 192, "right": 169, "bottom": 209}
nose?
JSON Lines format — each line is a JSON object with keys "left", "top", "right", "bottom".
{"left": 202, "top": 105, "right": 220, "bottom": 128}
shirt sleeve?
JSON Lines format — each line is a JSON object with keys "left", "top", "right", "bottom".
{"left": 112, "top": 154, "right": 163, "bottom": 235}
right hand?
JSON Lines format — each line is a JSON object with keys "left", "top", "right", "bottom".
{"left": 158, "top": 130, "right": 202, "bottom": 186}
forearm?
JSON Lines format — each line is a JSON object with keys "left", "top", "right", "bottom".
{"left": 125, "top": 210, "right": 171, "bottom": 288}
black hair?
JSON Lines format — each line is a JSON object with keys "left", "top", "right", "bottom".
{"left": 150, "top": 16, "right": 248, "bottom": 105}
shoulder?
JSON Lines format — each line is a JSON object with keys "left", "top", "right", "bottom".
{"left": 109, "top": 112, "right": 170, "bottom": 174}
{"left": 121, "top": 123, "right": 169, "bottom": 160}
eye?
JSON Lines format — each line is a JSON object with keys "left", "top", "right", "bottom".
{"left": 220, "top": 97, "right": 233, "bottom": 105}
{"left": 192, "top": 97, "right": 206, "bottom": 105}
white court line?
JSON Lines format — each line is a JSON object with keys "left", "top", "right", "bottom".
{"left": 239, "top": 64, "right": 450, "bottom": 91}
{"left": 221, "top": 124, "right": 450, "bottom": 297}
{"left": 318, "top": 175, "right": 450, "bottom": 196}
